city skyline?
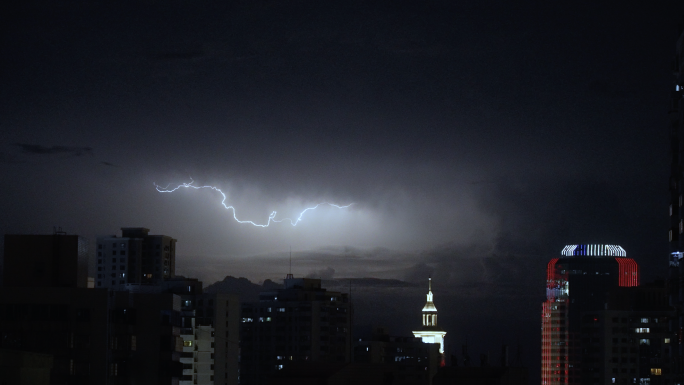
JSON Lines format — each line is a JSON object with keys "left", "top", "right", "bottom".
{"left": 4, "top": 1, "right": 684, "bottom": 383}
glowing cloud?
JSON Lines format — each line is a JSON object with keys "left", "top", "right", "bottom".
{"left": 154, "top": 179, "right": 352, "bottom": 228}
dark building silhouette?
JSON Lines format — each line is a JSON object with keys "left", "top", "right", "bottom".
{"left": 668, "top": 25, "right": 684, "bottom": 385}
{"left": 240, "top": 276, "right": 351, "bottom": 385}
{"left": 0, "top": 231, "right": 184, "bottom": 385}
{"left": 354, "top": 328, "right": 439, "bottom": 385}
{"left": 0, "top": 348, "right": 54, "bottom": 385}
{"left": 579, "top": 282, "right": 674, "bottom": 385}
{"left": 541, "top": 244, "right": 639, "bottom": 384}
{"left": 3, "top": 232, "right": 88, "bottom": 288}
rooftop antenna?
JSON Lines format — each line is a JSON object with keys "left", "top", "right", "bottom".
{"left": 286, "top": 246, "right": 293, "bottom": 279}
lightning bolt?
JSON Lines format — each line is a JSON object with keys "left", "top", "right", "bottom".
{"left": 154, "top": 179, "right": 352, "bottom": 227}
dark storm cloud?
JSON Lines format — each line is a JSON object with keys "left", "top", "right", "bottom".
{"left": 14, "top": 143, "right": 93, "bottom": 157}
{"left": 0, "top": 152, "right": 27, "bottom": 164}
{"left": 305, "top": 267, "right": 335, "bottom": 279}
{"left": 150, "top": 51, "right": 205, "bottom": 61}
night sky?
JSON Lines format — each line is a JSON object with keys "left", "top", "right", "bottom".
{"left": 2, "top": 0, "right": 684, "bottom": 381}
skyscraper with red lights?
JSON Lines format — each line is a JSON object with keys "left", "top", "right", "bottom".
{"left": 541, "top": 244, "right": 639, "bottom": 385}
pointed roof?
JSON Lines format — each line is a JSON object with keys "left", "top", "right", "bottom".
{"left": 422, "top": 277, "right": 438, "bottom": 312}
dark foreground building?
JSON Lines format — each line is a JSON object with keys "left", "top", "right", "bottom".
{"left": 668, "top": 25, "right": 684, "bottom": 385}
{"left": 0, "top": 232, "right": 184, "bottom": 385}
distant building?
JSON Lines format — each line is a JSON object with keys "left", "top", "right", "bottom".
{"left": 3, "top": 232, "right": 89, "bottom": 288}
{"left": 413, "top": 278, "right": 446, "bottom": 357}
{"left": 240, "top": 276, "right": 351, "bottom": 385}
{"left": 354, "top": 327, "right": 440, "bottom": 385}
{"left": 95, "top": 227, "right": 176, "bottom": 289}
{"left": 541, "top": 244, "right": 640, "bottom": 385}
{"left": 433, "top": 366, "right": 529, "bottom": 385}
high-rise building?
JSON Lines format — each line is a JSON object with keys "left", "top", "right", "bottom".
{"left": 413, "top": 277, "right": 446, "bottom": 356}
{"left": 95, "top": 227, "right": 176, "bottom": 289}
{"left": 668, "top": 26, "right": 684, "bottom": 385}
{"left": 3, "top": 232, "right": 89, "bottom": 288}
{"left": 541, "top": 244, "right": 639, "bottom": 385}
{"left": 239, "top": 277, "right": 351, "bottom": 385}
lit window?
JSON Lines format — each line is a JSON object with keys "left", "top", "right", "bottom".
{"left": 651, "top": 368, "right": 662, "bottom": 376}
{"left": 635, "top": 328, "right": 650, "bottom": 333}
{"left": 640, "top": 339, "right": 650, "bottom": 345}
{"left": 665, "top": 338, "right": 671, "bottom": 343}
{"left": 183, "top": 340, "right": 193, "bottom": 347}
{"left": 278, "top": 308, "right": 286, "bottom": 312}
{"left": 276, "top": 365, "right": 284, "bottom": 370}
{"left": 641, "top": 318, "right": 649, "bottom": 323}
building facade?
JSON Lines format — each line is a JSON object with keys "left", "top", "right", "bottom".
{"left": 96, "top": 227, "right": 176, "bottom": 289}
{"left": 3, "top": 232, "right": 89, "bottom": 288}
{"left": 239, "top": 277, "right": 351, "bottom": 385}
{"left": 669, "top": 26, "right": 684, "bottom": 385}
{"left": 541, "top": 244, "right": 640, "bottom": 385}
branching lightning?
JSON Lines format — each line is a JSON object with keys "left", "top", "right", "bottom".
{"left": 154, "top": 179, "right": 352, "bottom": 227}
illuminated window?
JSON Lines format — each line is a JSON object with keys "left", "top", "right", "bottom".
{"left": 635, "top": 328, "right": 650, "bottom": 333}
{"left": 183, "top": 340, "right": 192, "bottom": 347}
{"left": 278, "top": 308, "right": 286, "bottom": 312}
{"left": 665, "top": 338, "right": 671, "bottom": 343}
{"left": 641, "top": 318, "right": 649, "bottom": 323}
{"left": 639, "top": 339, "right": 650, "bottom": 345}
{"left": 651, "top": 368, "right": 662, "bottom": 376}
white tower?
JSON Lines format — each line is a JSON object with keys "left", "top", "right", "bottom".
{"left": 413, "top": 277, "right": 446, "bottom": 354}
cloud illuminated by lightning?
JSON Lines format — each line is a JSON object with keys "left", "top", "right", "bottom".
{"left": 154, "top": 179, "right": 352, "bottom": 227}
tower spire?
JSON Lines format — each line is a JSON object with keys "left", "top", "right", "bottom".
{"left": 413, "top": 276, "right": 446, "bottom": 355}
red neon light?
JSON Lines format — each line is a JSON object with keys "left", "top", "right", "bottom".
{"left": 547, "top": 258, "right": 559, "bottom": 286}
{"left": 615, "top": 258, "right": 639, "bottom": 287}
